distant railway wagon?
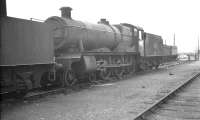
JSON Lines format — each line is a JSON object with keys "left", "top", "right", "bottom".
{"left": 171, "top": 46, "right": 178, "bottom": 55}
{"left": 0, "top": 5, "right": 178, "bottom": 96}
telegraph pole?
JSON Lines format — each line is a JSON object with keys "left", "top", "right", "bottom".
{"left": 198, "top": 35, "right": 199, "bottom": 60}
{"left": 173, "top": 33, "right": 176, "bottom": 46}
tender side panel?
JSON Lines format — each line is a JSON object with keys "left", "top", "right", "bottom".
{"left": 0, "top": 17, "right": 54, "bottom": 66}
{"left": 145, "top": 33, "right": 163, "bottom": 56}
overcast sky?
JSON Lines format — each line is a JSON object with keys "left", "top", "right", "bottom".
{"left": 7, "top": 0, "right": 200, "bottom": 53}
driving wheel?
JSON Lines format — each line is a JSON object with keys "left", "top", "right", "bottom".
{"left": 64, "top": 70, "right": 77, "bottom": 86}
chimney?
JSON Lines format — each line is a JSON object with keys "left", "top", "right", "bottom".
{"left": 0, "top": 0, "right": 7, "bottom": 17}
{"left": 60, "top": 7, "right": 72, "bottom": 19}
{"left": 98, "top": 18, "right": 109, "bottom": 25}
{"left": 173, "top": 33, "right": 176, "bottom": 46}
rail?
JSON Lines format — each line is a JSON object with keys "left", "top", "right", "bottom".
{"left": 133, "top": 72, "right": 200, "bottom": 120}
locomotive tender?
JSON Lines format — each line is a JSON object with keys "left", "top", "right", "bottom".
{"left": 0, "top": 5, "right": 177, "bottom": 96}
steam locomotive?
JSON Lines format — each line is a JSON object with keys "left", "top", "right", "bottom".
{"left": 0, "top": 5, "right": 177, "bottom": 96}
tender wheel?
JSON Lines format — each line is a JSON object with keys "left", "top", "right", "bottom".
{"left": 14, "top": 89, "right": 27, "bottom": 99}
{"left": 115, "top": 68, "right": 124, "bottom": 80}
{"left": 88, "top": 72, "right": 97, "bottom": 83}
{"left": 155, "top": 64, "right": 159, "bottom": 69}
{"left": 139, "top": 63, "right": 146, "bottom": 71}
{"left": 98, "top": 68, "right": 111, "bottom": 81}
{"left": 14, "top": 78, "right": 28, "bottom": 98}
{"left": 124, "top": 67, "right": 131, "bottom": 75}
{"left": 64, "top": 69, "right": 77, "bottom": 86}
{"left": 40, "top": 72, "right": 51, "bottom": 89}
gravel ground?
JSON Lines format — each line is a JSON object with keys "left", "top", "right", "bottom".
{"left": 1, "top": 61, "right": 200, "bottom": 120}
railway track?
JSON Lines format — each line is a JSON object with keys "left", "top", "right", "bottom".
{"left": 23, "top": 82, "right": 92, "bottom": 100}
{"left": 134, "top": 72, "right": 200, "bottom": 120}
{"left": 24, "top": 88, "right": 66, "bottom": 100}
{"left": 159, "top": 60, "right": 193, "bottom": 68}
